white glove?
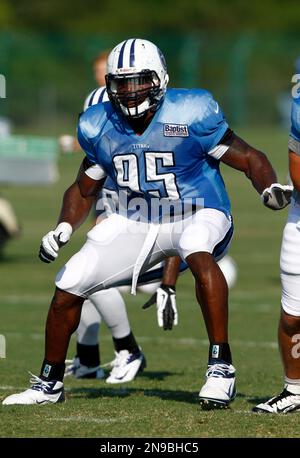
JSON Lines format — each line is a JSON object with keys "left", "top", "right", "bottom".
{"left": 261, "top": 183, "right": 293, "bottom": 210}
{"left": 39, "top": 222, "right": 72, "bottom": 263}
{"left": 142, "top": 284, "right": 178, "bottom": 330}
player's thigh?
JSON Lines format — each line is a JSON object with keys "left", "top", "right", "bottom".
{"left": 55, "top": 214, "right": 148, "bottom": 297}
{"left": 280, "top": 202, "right": 300, "bottom": 274}
{"left": 281, "top": 272, "right": 300, "bottom": 317}
{"left": 174, "top": 208, "right": 233, "bottom": 261}
{"left": 137, "top": 281, "right": 161, "bottom": 295}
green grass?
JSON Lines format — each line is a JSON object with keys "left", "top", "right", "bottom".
{"left": 0, "top": 127, "right": 297, "bottom": 437}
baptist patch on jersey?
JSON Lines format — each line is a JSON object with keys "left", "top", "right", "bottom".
{"left": 163, "top": 123, "right": 189, "bottom": 137}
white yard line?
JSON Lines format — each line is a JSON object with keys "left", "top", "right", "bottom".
{"left": 0, "top": 294, "right": 51, "bottom": 304}
{"left": 1, "top": 292, "right": 278, "bottom": 310}
{"left": 2, "top": 331, "right": 278, "bottom": 349}
{"left": 0, "top": 385, "right": 25, "bottom": 390}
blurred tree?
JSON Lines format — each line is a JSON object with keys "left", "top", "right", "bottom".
{"left": 0, "top": 0, "right": 14, "bottom": 27}
{"left": 5, "top": 0, "right": 300, "bottom": 33}
{"left": 1, "top": 0, "right": 299, "bottom": 132}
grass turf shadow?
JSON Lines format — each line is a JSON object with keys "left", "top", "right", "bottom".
{"left": 67, "top": 386, "right": 197, "bottom": 404}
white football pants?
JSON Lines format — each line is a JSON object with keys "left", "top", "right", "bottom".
{"left": 281, "top": 197, "right": 300, "bottom": 316}
{"left": 56, "top": 209, "right": 233, "bottom": 298}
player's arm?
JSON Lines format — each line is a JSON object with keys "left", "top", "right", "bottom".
{"left": 161, "top": 256, "right": 181, "bottom": 287}
{"left": 39, "top": 159, "right": 105, "bottom": 263}
{"left": 220, "top": 131, "right": 293, "bottom": 210}
{"left": 142, "top": 256, "right": 181, "bottom": 330}
{"left": 57, "top": 158, "right": 105, "bottom": 230}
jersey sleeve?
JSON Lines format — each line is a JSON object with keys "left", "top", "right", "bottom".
{"left": 77, "top": 117, "right": 107, "bottom": 180}
{"left": 289, "top": 96, "right": 300, "bottom": 155}
{"left": 194, "top": 93, "right": 229, "bottom": 159}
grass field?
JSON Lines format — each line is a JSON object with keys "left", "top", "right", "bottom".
{"left": 0, "top": 127, "right": 298, "bottom": 438}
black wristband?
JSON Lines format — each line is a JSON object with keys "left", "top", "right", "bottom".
{"left": 160, "top": 283, "right": 176, "bottom": 292}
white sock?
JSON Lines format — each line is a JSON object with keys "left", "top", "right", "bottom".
{"left": 285, "top": 377, "right": 300, "bottom": 395}
{"left": 76, "top": 298, "right": 101, "bottom": 345}
{"left": 89, "top": 288, "right": 131, "bottom": 339}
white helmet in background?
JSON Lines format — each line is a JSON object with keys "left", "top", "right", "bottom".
{"left": 106, "top": 38, "right": 169, "bottom": 118}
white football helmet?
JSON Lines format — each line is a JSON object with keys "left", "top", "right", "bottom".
{"left": 106, "top": 38, "right": 169, "bottom": 118}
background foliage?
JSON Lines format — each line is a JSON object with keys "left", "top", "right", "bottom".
{"left": 0, "top": 0, "right": 299, "bottom": 132}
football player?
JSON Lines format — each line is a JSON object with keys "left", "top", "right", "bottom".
{"left": 3, "top": 39, "right": 291, "bottom": 408}
{"left": 64, "top": 54, "right": 184, "bottom": 382}
{"left": 70, "top": 82, "right": 237, "bottom": 381}
{"left": 254, "top": 87, "right": 300, "bottom": 414}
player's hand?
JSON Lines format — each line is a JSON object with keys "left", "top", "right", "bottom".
{"left": 261, "top": 183, "right": 293, "bottom": 210}
{"left": 39, "top": 222, "right": 73, "bottom": 263}
{"left": 142, "top": 284, "right": 178, "bottom": 330}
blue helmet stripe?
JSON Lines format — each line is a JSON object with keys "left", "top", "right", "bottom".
{"left": 129, "top": 39, "right": 136, "bottom": 67}
{"left": 117, "top": 40, "right": 127, "bottom": 68}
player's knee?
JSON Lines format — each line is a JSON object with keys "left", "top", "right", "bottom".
{"left": 281, "top": 271, "right": 300, "bottom": 319}
{"left": 55, "top": 251, "right": 90, "bottom": 296}
{"left": 78, "top": 323, "right": 100, "bottom": 344}
{"left": 281, "top": 298, "right": 300, "bottom": 319}
{"left": 187, "top": 252, "right": 215, "bottom": 284}
{"left": 281, "top": 308, "right": 300, "bottom": 336}
{"left": 50, "top": 289, "right": 72, "bottom": 313}
{"left": 179, "top": 223, "right": 211, "bottom": 259}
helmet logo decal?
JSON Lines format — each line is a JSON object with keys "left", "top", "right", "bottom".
{"left": 118, "top": 39, "right": 136, "bottom": 69}
{"left": 129, "top": 39, "right": 136, "bottom": 67}
{"left": 117, "top": 40, "right": 128, "bottom": 68}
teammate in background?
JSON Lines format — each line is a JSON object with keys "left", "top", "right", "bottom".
{"left": 0, "top": 197, "right": 20, "bottom": 255}
{"left": 3, "top": 39, "right": 291, "bottom": 409}
{"left": 93, "top": 51, "right": 109, "bottom": 86}
{"left": 0, "top": 120, "right": 20, "bottom": 255}
{"left": 83, "top": 51, "right": 110, "bottom": 111}
{"left": 59, "top": 51, "right": 110, "bottom": 154}
{"left": 254, "top": 84, "right": 300, "bottom": 414}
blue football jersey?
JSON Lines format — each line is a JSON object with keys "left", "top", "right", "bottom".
{"left": 290, "top": 95, "right": 300, "bottom": 144}
{"left": 78, "top": 88, "right": 231, "bottom": 220}
{"left": 289, "top": 94, "right": 300, "bottom": 202}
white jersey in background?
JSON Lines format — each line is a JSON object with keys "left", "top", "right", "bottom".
{"left": 83, "top": 86, "right": 109, "bottom": 112}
